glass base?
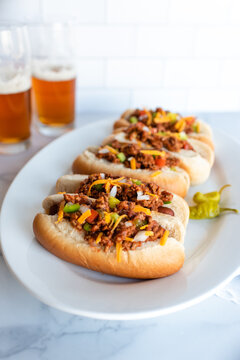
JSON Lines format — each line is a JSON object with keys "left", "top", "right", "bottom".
{"left": 36, "top": 120, "right": 74, "bottom": 137}
{"left": 0, "top": 138, "right": 30, "bottom": 154}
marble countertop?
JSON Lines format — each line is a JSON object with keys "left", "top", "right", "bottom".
{"left": 1, "top": 113, "right": 240, "bottom": 360}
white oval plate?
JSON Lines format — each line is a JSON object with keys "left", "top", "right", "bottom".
{"left": 1, "top": 119, "right": 240, "bottom": 320}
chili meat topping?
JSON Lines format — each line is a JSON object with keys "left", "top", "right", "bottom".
{"left": 75, "top": 173, "right": 174, "bottom": 215}
{"left": 126, "top": 107, "right": 199, "bottom": 135}
{"left": 96, "top": 140, "right": 180, "bottom": 170}
{"left": 125, "top": 122, "right": 194, "bottom": 152}
{"left": 53, "top": 193, "right": 168, "bottom": 254}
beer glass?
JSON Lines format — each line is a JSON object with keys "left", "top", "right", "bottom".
{"left": 0, "top": 23, "right": 31, "bottom": 154}
{"left": 29, "top": 23, "right": 76, "bottom": 136}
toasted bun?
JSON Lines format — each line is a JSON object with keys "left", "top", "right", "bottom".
{"left": 113, "top": 118, "right": 131, "bottom": 130}
{"left": 56, "top": 174, "right": 89, "bottom": 193}
{"left": 188, "top": 138, "right": 214, "bottom": 166}
{"left": 168, "top": 139, "right": 214, "bottom": 185}
{"left": 190, "top": 121, "right": 214, "bottom": 150}
{"left": 103, "top": 132, "right": 214, "bottom": 185}
{"left": 72, "top": 147, "right": 190, "bottom": 198}
{"left": 56, "top": 174, "right": 189, "bottom": 228}
{"left": 113, "top": 109, "right": 135, "bottom": 129}
{"left": 33, "top": 212, "right": 185, "bottom": 279}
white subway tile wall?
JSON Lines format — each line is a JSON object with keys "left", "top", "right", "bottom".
{"left": 0, "top": 0, "right": 240, "bottom": 113}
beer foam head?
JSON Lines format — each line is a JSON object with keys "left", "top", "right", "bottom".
{"left": 32, "top": 60, "right": 76, "bottom": 81}
{"left": 0, "top": 71, "right": 31, "bottom": 94}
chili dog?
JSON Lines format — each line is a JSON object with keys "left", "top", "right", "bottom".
{"left": 114, "top": 108, "right": 214, "bottom": 150}
{"left": 72, "top": 143, "right": 190, "bottom": 198}
{"left": 103, "top": 123, "right": 214, "bottom": 185}
{"left": 55, "top": 173, "right": 189, "bottom": 228}
{"left": 33, "top": 190, "right": 187, "bottom": 278}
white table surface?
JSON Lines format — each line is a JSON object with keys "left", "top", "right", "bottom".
{"left": 0, "top": 113, "right": 240, "bottom": 360}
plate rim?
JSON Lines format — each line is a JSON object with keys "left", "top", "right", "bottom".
{"left": 1, "top": 119, "right": 240, "bottom": 320}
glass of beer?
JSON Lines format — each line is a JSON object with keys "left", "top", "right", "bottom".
{"left": 0, "top": 23, "right": 31, "bottom": 154}
{"left": 29, "top": 23, "right": 76, "bottom": 136}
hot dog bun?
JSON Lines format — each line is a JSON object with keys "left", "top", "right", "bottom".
{"left": 72, "top": 146, "right": 190, "bottom": 198}
{"left": 103, "top": 132, "right": 214, "bottom": 185}
{"left": 33, "top": 209, "right": 185, "bottom": 279}
{"left": 55, "top": 174, "right": 189, "bottom": 228}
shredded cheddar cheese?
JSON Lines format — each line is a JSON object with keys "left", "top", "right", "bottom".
{"left": 153, "top": 113, "right": 170, "bottom": 124}
{"left": 57, "top": 191, "right": 66, "bottom": 194}
{"left": 175, "top": 118, "right": 185, "bottom": 132}
{"left": 96, "top": 232, "right": 103, "bottom": 244}
{"left": 196, "top": 122, "right": 200, "bottom": 133}
{"left": 125, "top": 237, "right": 134, "bottom": 242}
{"left": 133, "top": 205, "right": 151, "bottom": 216}
{"left": 77, "top": 209, "right": 92, "bottom": 224}
{"left": 150, "top": 171, "right": 162, "bottom": 178}
{"left": 105, "top": 181, "right": 111, "bottom": 193}
{"left": 116, "top": 242, "right": 122, "bottom": 262}
{"left": 88, "top": 179, "right": 107, "bottom": 195}
{"left": 112, "top": 177, "right": 125, "bottom": 183}
{"left": 140, "top": 224, "right": 148, "bottom": 230}
{"left": 160, "top": 230, "right": 169, "bottom": 246}
{"left": 105, "top": 145, "right": 118, "bottom": 154}
{"left": 167, "top": 112, "right": 178, "bottom": 121}
{"left": 118, "top": 182, "right": 131, "bottom": 187}
{"left": 104, "top": 212, "right": 111, "bottom": 224}
{"left": 146, "top": 191, "right": 158, "bottom": 198}
{"left": 88, "top": 177, "right": 123, "bottom": 196}
{"left": 55, "top": 200, "right": 65, "bottom": 224}
{"left": 144, "top": 108, "right": 152, "bottom": 125}
{"left": 130, "top": 157, "right": 136, "bottom": 170}
{"left": 88, "top": 177, "right": 131, "bottom": 196}
{"left": 145, "top": 231, "right": 154, "bottom": 237}
{"left": 140, "top": 150, "right": 166, "bottom": 157}
{"left": 182, "top": 116, "right": 196, "bottom": 123}
{"left": 109, "top": 218, "right": 115, "bottom": 228}
{"left": 112, "top": 214, "right": 127, "bottom": 232}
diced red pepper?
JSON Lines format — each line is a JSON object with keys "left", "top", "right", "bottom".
{"left": 87, "top": 209, "right": 99, "bottom": 223}
{"left": 184, "top": 116, "right": 195, "bottom": 125}
{"left": 139, "top": 110, "right": 146, "bottom": 116}
{"left": 183, "top": 141, "right": 193, "bottom": 150}
{"left": 155, "top": 157, "right": 166, "bottom": 167}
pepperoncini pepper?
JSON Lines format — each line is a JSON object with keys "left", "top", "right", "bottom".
{"left": 192, "top": 184, "right": 231, "bottom": 204}
{"left": 190, "top": 184, "right": 238, "bottom": 220}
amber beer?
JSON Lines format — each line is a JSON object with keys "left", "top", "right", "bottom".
{"left": 32, "top": 68, "right": 76, "bottom": 127}
{"left": 0, "top": 86, "right": 31, "bottom": 144}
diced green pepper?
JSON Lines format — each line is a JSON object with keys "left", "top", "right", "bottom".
{"left": 167, "top": 112, "right": 178, "bottom": 121}
{"left": 157, "top": 131, "right": 167, "bottom": 136}
{"left": 152, "top": 112, "right": 157, "bottom": 118}
{"left": 117, "top": 152, "right": 126, "bottom": 162}
{"left": 134, "top": 219, "right": 148, "bottom": 228}
{"left": 96, "top": 209, "right": 104, "bottom": 218}
{"left": 111, "top": 213, "right": 119, "bottom": 222}
{"left": 109, "top": 196, "right": 120, "bottom": 209}
{"left": 63, "top": 203, "right": 80, "bottom": 213}
{"left": 129, "top": 116, "right": 138, "bottom": 124}
{"left": 132, "top": 179, "right": 142, "bottom": 185}
{"left": 164, "top": 201, "right": 172, "bottom": 204}
{"left": 83, "top": 223, "right": 92, "bottom": 232}
{"left": 94, "top": 184, "right": 103, "bottom": 191}
{"left": 192, "top": 124, "right": 198, "bottom": 133}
